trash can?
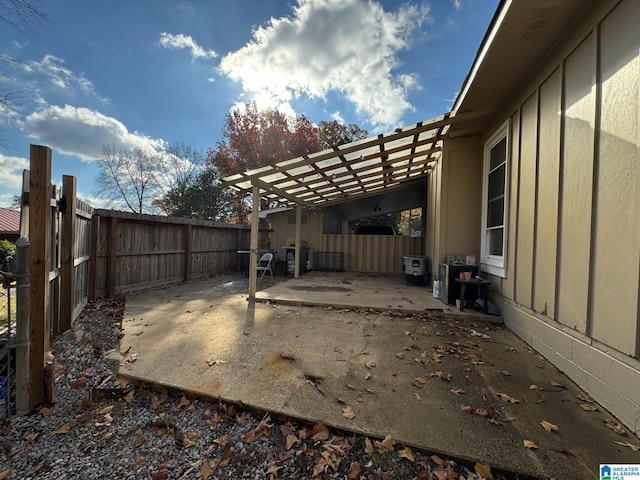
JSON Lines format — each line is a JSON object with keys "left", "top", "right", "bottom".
{"left": 403, "top": 255, "right": 426, "bottom": 285}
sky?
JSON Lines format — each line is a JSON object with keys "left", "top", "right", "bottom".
{"left": 0, "top": 0, "right": 499, "bottom": 209}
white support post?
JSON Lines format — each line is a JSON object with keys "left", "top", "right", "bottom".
{"left": 294, "top": 203, "right": 302, "bottom": 278}
{"left": 249, "top": 185, "right": 260, "bottom": 299}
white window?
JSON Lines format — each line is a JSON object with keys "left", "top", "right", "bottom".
{"left": 481, "top": 121, "right": 509, "bottom": 277}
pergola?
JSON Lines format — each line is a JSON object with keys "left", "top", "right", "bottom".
{"left": 222, "top": 109, "right": 488, "bottom": 298}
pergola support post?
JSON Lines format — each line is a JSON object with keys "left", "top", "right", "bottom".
{"left": 294, "top": 203, "right": 302, "bottom": 278}
{"left": 248, "top": 184, "right": 259, "bottom": 299}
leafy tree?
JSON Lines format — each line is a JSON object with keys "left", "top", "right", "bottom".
{"left": 317, "top": 120, "right": 368, "bottom": 150}
{"left": 94, "top": 145, "right": 162, "bottom": 214}
{"left": 207, "top": 102, "right": 368, "bottom": 222}
{"left": 0, "top": 239, "right": 16, "bottom": 271}
{"left": 349, "top": 212, "right": 402, "bottom": 234}
{"left": 158, "top": 167, "right": 232, "bottom": 221}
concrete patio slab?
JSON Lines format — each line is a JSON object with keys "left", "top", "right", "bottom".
{"left": 117, "top": 273, "right": 640, "bottom": 479}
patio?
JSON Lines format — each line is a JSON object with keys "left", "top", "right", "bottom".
{"left": 117, "top": 273, "right": 640, "bottom": 479}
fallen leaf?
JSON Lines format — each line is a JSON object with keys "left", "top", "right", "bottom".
{"left": 95, "top": 413, "right": 113, "bottom": 427}
{"left": 374, "top": 434, "right": 395, "bottom": 453}
{"left": 236, "top": 412, "right": 251, "bottom": 425}
{"left": 460, "top": 404, "right": 473, "bottom": 413}
{"left": 523, "top": 439, "right": 538, "bottom": 449}
{"left": 214, "top": 435, "right": 228, "bottom": 446}
{"left": 101, "top": 432, "right": 114, "bottom": 442}
{"left": 433, "top": 467, "right": 454, "bottom": 480}
{"left": 398, "top": 446, "right": 415, "bottom": 462}
{"left": 39, "top": 406, "right": 54, "bottom": 416}
{"left": 342, "top": 405, "right": 356, "bottom": 420}
{"left": 177, "top": 396, "right": 190, "bottom": 409}
{"left": 265, "top": 460, "right": 282, "bottom": 476}
{"left": 134, "top": 436, "right": 147, "bottom": 448}
{"left": 431, "top": 455, "right": 446, "bottom": 466}
{"left": 27, "top": 459, "right": 48, "bottom": 476}
{"left": 152, "top": 466, "right": 168, "bottom": 480}
{"left": 413, "top": 377, "right": 426, "bottom": 389}
{"left": 365, "top": 361, "right": 376, "bottom": 369}
{"left": 549, "top": 381, "right": 566, "bottom": 389}
{"left": 450, "top": 388, "right": 465, "bottom": 395}
{"left": 501, "top": 370, "right": 511, "bottom": 376}
{"left": 540, "top": 420, "right": 558, "bottom": 432}
{"left": 132, "top": 455, "right": 145, "bottom": 466}
{"left": 50, "top": 424, "right": 71, "bottom": 435}
{"left": 183, "top": 431, "right": 198, "bottom": 448}
{"left": 347, "top": 462, "right": 362, "bottom": 479}
{"left": 576, "top": 393, "right": 593, "bottom": 403}
{"left": 396, "top": 352, "right": 405, "bottom": 359}
{"left": 98, "top": 405, "right": 114, "bottom": 414}
{"left": 244, "top": 429, "right": 256, "bottom": 444}
{"left": 474, "top": 462, "right": 492, "bottom": 479}
{"left": 364, "top": 437, "right": 374, "bottom": 454}
{"left": 529, "top": 384, "right": 544, "bottom": 391}
{"left": 206, "top": 413, "right": 222, "bottom": 429}
{"left": 432, "top": 353, "right": 442, "bottom": 363}
{"left": 286, "top": 433, "right": 297, "bottom": 450}
{"left": 124, "top": 390, "right": 135, "bottom": 404}
{"left": 0, "top": 470, "right": 10, "bottom": 480}
{"left": 497, "top": 392, "right": 519, "bottom": 403}
{"left": 614, "top": 440, "right": 640, "bottom": 452}
{"left": 605, "top": 419, "right": 625, "bottom": 435}
{"left": 311, "top": 421, "right": 329, "bottom": 441}
{"left": 579, "top": 403, "right": 597, "bottom": 411}
{"left": 255, "top": 415, "right": 272, "bottom": 436}
{"left": 196, "top": 460, "right": 214, "bottom": 479}
{"left": 25, "top": 432, "right": 39, "bottom": 442}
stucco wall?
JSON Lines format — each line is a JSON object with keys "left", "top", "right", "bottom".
{"left": 477, "top": 0, "right": 640, "bottom": 435}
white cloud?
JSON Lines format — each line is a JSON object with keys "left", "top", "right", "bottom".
{"left": 0, "top": 153, "right": 28, "bottom": 188}
{"left": 218, "top": 0, "right": 430, "bottom": 127}
{"left": 20, "top": 55, "right": 110, "bottom": 103}
{"left": 19, "top": 104, "right": 165, "bottom": 161}
{"left": 452, "top": 0, "right": 462, "bottom": 10}
{"left": 159, "top": 32, "right": 217, "bottom": 60}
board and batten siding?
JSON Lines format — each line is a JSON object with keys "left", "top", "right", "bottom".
{"left": 481, "top": 0, "right": 640, "bottom": 434}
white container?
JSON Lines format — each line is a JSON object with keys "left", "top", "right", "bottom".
{"left": 403, "top": 255, "right": 426, "bottom": 285}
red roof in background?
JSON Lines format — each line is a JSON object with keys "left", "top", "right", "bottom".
{"left": 0, "top": 208, "right": 20, "bottom": 233}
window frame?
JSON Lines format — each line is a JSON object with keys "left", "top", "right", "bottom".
{"left": 480, "top": 121, "right": 510, "bottom": 278}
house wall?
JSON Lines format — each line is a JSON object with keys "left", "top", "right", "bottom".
{"left": 475, "top": 0, "right": 640, "bottom": 434}
{"left": 427, "top": 137, "right": 482, "bottom": 278}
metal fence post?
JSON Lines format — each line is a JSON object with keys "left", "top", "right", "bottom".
{"left": 15, "top": 237, "right": 30, "bottom": 415}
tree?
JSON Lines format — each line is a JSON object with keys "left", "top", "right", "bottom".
{"left": 207, "top": 102, "right": 368, "bottom": 222}
{"left": 317, "top": 120, "right": 368, "bottom": 150}
{"left": 159, "top": 167, "right": 231, "bottom": 221}
{"left": 94, "top": 145, "right": 162, "bottom": 214}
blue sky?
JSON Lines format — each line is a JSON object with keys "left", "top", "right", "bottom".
{"left": 0, "top": 0, "right": 498, "bottom": 208}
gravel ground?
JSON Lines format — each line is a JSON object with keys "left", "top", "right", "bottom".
{"left": 0, "top": 296, "right": 533, "bottom": 480}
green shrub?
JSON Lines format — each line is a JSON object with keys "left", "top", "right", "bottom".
{"left": 0, "top": 239, "right": 16, "bottom": 272}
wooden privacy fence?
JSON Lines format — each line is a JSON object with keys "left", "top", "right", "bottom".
{"left": 321, "top": 234, "right": 424, "bottom": 273}
{"left": 90, "top": 210, "right": 250, "bottom": 298}
{"left": 21, "top": 145, "right": 251, "bottom": 408}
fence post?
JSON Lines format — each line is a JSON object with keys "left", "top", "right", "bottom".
{"left": 184, "top": 224, "right": 192, "bottom": 282}
{"left": 15, "top": 237, "right": 30, "bottom": 415}
{"left": 107, "top": 216, "right": 117, "bottom": 298}
{"left": 28, "top": 144, "right": 51, "bottom": 407}
{"left": 59, "top": 175, "right": 77, "bottom": 331}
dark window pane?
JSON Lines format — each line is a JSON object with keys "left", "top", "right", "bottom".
{"left": 488, "top": 164, "right": 505, "bottom": 201}
{"left": 487, "top": 197, "right": 504, "bottom": 227}
{"left": 490, "top": 137, "right": 507, "bottom": 171}
{"left": 488, "top": 228, "right": 504, "bottom": 256}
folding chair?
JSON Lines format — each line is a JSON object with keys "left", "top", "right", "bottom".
{"left": 256, "top": 252, "right": 274, "bottom": 285}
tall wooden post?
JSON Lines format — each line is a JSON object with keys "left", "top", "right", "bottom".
{"left": 248, "top": 185, "right": 259, "bottom": 299}
{"left": 184, "top": 224, "right": 192, "bottom": 282}
{"left": 294, "top": 204, "right": 302, "bottom": 278}
{"left": 28, "top": 145, "right": 52, "bottom": 407}
{"left": 59, "top": 175, "right": 77, "bottom": 331}
{"left": 106, "top": 216, "right": 118, "bottom": 298}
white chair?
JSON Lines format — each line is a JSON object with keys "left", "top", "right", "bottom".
{"left": 256, "top": 252, "right": 274, "bottom": 285}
